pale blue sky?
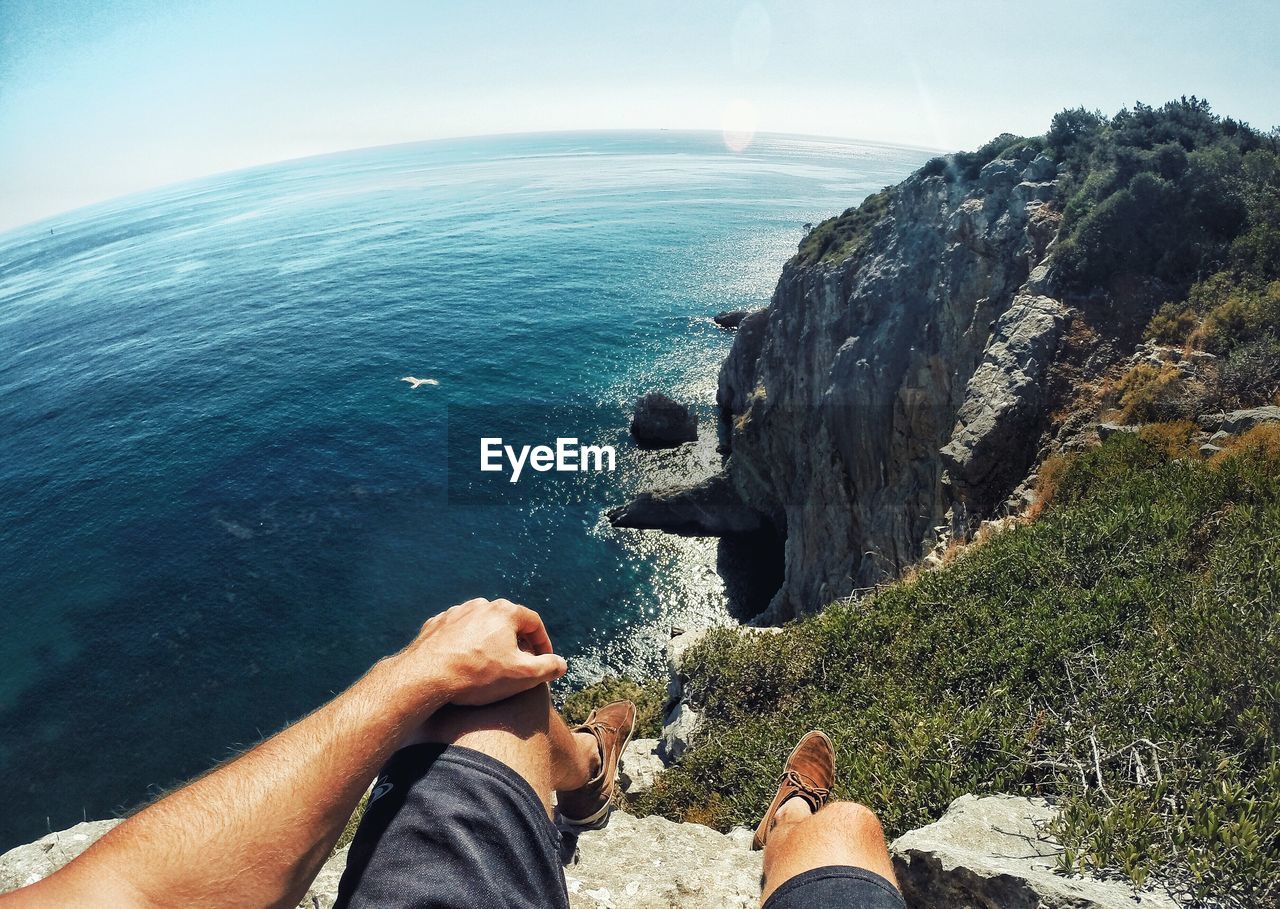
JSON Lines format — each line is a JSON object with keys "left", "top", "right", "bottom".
{"left": 2, "top": 0, "right": 1278, "bottom": 231}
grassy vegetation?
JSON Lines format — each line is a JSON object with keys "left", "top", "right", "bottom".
{"left": 628, "top": 431, "right": 1280, "bottom": 905}
{"left": 793, "top": 188, "right": 890, "bottom": 267}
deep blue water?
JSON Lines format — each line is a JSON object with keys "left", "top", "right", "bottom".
{"left": 0, "top": 131, "right": 926, "bottom": 847}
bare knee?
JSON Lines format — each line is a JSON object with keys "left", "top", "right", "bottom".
{"left": 761, "top": 801, "right": 897, "bottom": 904}
{"left": 814, "top": 801, "right": 885, "bottom": 842}
{"left": 416, "top": 683, "right": 552, "bottom": 745}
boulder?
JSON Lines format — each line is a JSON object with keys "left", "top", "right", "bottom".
{"left": 607, "top": 473, "right": 764, "bottom": 537}
{"left": 1097, "top": 422, "right": 1139, "bottom": 440}
{"left": 1023, "top": 153, "right": 1058, "bottom": 182}
{"left": 659, "top": 701, "right": 702, "bottom": 763}
{"left": 1197, "top": 405, "right": 1280, "bottom": 434}
{"left": 978, "top": 157, "right": 1023, "bottom": 189}
{"left": 660, "top": 628, "right": 710, "bottom": 761}
{"left": 618, "top": 738, "right": 665, "bottom": 795}
{"left": 565, "top": 811, "right": 760, "bottom": 909}
{"left": 630, "top": 393, "right": 698, "bottom": 448}
{"left": 714, "top": 309, "right": 750, "bottom": 330}
{"left": 941, "top": 294, "right": 1069, "bottom": 516}
{"left": 666, "top": 628, "right": 712, "bottom": 681}
{"left": 891, "top": 794, "right": 1179, "bottom": 909}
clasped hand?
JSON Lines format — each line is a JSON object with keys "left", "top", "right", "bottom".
{"left": 396, "top": 597, "right": 568, "bottom": 708}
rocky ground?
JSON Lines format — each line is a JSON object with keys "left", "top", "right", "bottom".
{"left": 0, "top": 795, "right": 1178, "bottom": 909}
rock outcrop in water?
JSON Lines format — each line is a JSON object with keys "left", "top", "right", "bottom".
{"left": 630, "top": 392, "right": 699, "bottom": 448}
{"left": 711, "top": 150, "right": 1071, "bottom": 620}
{"left": 713, "top": 309, "right": 750, "bottom": 330}
{"left": 606, "top": 473, "right": 763, "bottom": 536}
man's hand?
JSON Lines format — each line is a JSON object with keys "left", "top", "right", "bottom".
{"left": 395, "top": 597, "right": 568, "bottom": 708}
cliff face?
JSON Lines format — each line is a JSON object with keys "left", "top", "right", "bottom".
{"left": 718, "top": 149, "right": 1067, "bottom": 620}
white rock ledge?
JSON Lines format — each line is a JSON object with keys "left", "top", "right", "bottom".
{"left": 2, "top": 796, "right": 1184, "bottom": 909}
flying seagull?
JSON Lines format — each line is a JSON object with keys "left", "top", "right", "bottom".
{"left": 400, "top": 376, "right": 440, "bottom": 389}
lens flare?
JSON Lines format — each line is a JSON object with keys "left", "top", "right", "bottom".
{"left": 722, "top": 98, "right": 757, "bottom": 153}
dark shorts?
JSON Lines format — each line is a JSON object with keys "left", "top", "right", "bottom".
{"left": 763, "top": 865, "right": 905, "bottom": 909}
{"left": 334, "top": 743, "right": 905, "bottom": 909}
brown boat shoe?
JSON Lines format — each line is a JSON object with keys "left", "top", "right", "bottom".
{"left": 556, "top": 699, "right": 637, "bottom": 830}
{"left": 752, "top": 729, "right": 836, "bottom": 849}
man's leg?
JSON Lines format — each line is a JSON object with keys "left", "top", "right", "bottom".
{"left": 759, "top": 800, "right": 898, "bottom": 905}
{"left": 405, "top": 682, "right": 600, "bottom": 814}
{"left": 334, "top": 685, "right": 630, "bottom": 909}
{"left": 752, "top": 731, "right": 904, "bottom": 909}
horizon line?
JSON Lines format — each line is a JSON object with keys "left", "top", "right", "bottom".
{"left": 0, "top": 127, "right": 952, "bottom": 237}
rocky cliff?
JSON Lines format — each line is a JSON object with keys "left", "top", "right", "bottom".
{"left": 712, "top": 149, "right": 1070, "bottom": 620}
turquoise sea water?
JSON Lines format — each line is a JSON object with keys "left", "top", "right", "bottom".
{"left": 0, "top": 131, "right": 926, "bottom": 847}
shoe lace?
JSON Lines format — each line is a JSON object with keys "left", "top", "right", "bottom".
{"left": 782, "top": 769, "right": 831, "bottom": 806}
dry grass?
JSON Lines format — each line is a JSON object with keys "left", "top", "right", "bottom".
{"left": 1136, "top": 420, "right": 1202, "bottom": 460}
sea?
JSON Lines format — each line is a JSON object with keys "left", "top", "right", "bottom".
{"left": 0, "top": 130, "right": 927, "bottom": 848}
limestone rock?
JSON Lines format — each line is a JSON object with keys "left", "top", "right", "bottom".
{"left": 630, "top": 393, "right": 698, "bottom": 448}
{"left": 941, "top": 295, "right": 1068, "bottom": 516}
{"left": 979, "top": 157, "right": 1022, "bottom": 189}
{"left": 618, "top": 738, "right": 664, "bottom": 795}
{"left": 1024, "top": 153, "right": 1058, "bottom": 182}
{"left": 891, "top": 794, "right": 1179, "bottom": 909}
{"left": 660, "top": 701, "right": 702, "bottom": 763}
{"left": 1098, "top": 422, "right": 1139, "bottom": 440}
{"left": 301, "top": 846, "right": 353, "bottom": 909}
{"left": 717, "top": 153, "right": 1066, "bottom": 618}
{"left": 607, "top": 473, "right": 764, "bottom": 536}
{"left": 565, "top": 811, "right": 760, "bottom": 909}
{"left": 666, "top": 628, "right": 711, "bottom": 679}
{"left": 1198, "top": 405, "right": 1280, "bottom": 434}
{"left": 0, "top": 820, "right": 119, "bottom": 892}
{"left": 0, "top": 820, "right": 351, "bottom": 909}
{"left": 714, "top": 309, "right": 750, "bottom": 330}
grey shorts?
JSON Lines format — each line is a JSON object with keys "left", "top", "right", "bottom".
{"left": 333, "top": 743, "right": 904, "bottom": 909}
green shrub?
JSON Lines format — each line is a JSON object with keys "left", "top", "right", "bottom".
{"left": 637, "top": 435, "right": 1280, "bottom": 905}
{"left": 1201, "top": 280, "right": 1280, "bottom": 353}
{"left": 1145, "top": 300, "right": 1199, "bottom": 344}
{"left": 920, "top": 156, "right": 948, "bottom": 178}
{"left": 794, "top": 189, "right": 891, "bottom": 266}
{"left": 1049, "top": 99, "right": 1264, "bottom": 302}
{"left": 1214, "top": 334, "right": 1280, "bottom": 406}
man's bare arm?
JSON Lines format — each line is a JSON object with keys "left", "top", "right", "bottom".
{"left": 1, "top": 598, "right": 567, "bottom": 909}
